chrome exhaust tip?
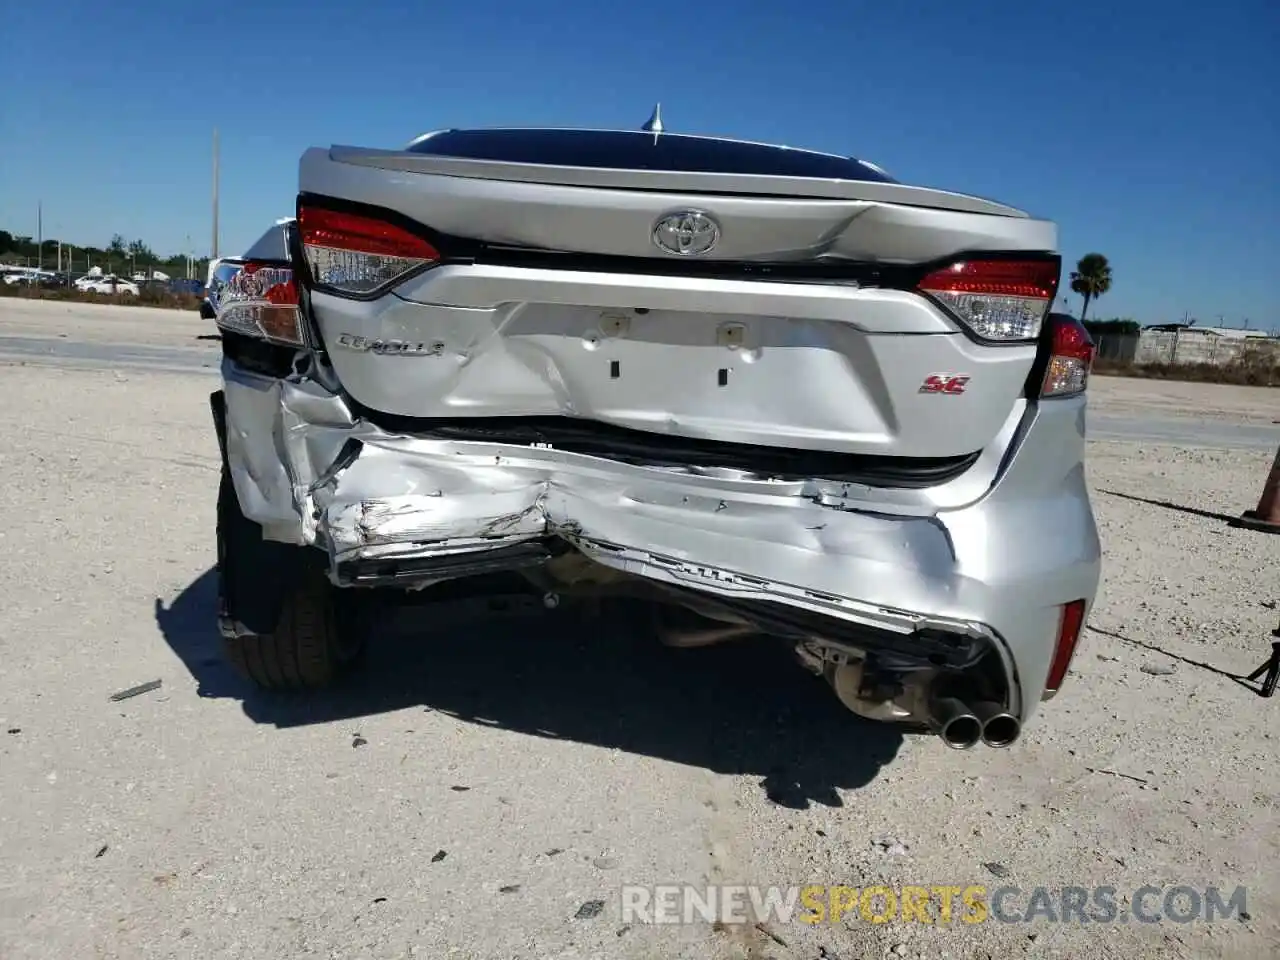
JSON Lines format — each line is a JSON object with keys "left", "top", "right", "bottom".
{"left": 972, "top": 701, "right": 1022, "bottom": 748}
{"left": 928, "top": 697, "right": 983, "bottom": 750}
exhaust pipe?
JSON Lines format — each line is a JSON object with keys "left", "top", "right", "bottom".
{"left": 650, "top": 600, "right": 758, "bottom": 648}
{"left": 825, "top": 660, "right": 915, "bottom": 722}
{"left": 972, "top": 701, "right": 1022, "bottom": 748}
{"left": 657, "top": 624, "right": 757, "bottom": 648}
{"left": 928, "top": 697, "right": 983, "bottom": 750}
{"left": 816, "top": 654, "right": 1018, "bottom": 750}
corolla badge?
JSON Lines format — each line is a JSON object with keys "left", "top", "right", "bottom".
{"left": 652, "top": 210, "right": 721, "bottom": 257}
{"left": 336, "top": 333, "right": 445, "bottom": 357}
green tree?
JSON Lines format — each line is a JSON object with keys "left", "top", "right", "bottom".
{"left": 126, "top": 238, "right": 155, "bottom": 274}
{"left": 4, "top": 224, "right": 210, "bottom": 279}
{"left": 1069, "top": 253, "right": 1112, "bottom": 324}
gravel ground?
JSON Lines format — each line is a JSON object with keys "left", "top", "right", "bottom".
{"left": 1088, "top": 376, "right": 1278, "bottom": 426}
{"left": 0, "top": 301, "right": 1277, "bottom": 959}
{"left": 0, "top": 297, "right": 212, "bottom": 348}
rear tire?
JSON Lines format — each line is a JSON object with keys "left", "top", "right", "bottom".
{"left": 222, "top": 565, "right": 359, "bottom": 689}
{"left": 217, "top": 464, "right": 362, "bottom": 690}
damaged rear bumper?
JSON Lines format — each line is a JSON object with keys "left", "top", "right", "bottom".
{"left": 217, "top": 359, "right": 1101, "bottom": 722}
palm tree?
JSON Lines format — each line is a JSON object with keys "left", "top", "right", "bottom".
{"left": 1069, "top": 253, "right": 1112, "bottom": 323}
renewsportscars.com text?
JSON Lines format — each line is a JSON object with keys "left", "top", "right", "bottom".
{"left": 620, "top": 884, "right": 1247, "bottom": 926}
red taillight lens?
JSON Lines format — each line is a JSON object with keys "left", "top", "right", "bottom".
{"left": 1045, "top": 599, "right": 1087, "bottom": 693}
{"left": 213, "top": 261, "right": 304, "bottom": 346}
{"left": 298, "top": 203, "right": 440, "bottom": 297}
{"left": 918, "top": 258, "right": 1060, "bottom": 341}
{"left": 1041, "top": 314, "right": 1095, "bottom": 398}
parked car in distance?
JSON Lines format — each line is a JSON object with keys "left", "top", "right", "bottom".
{"left": 169, "top": 278, "right": 205, "bottom": 297}
{"left": 3, "top": 269, "right": 57, "bottom": 286}
{"left": 208, "top": 122, "right": 1101, "bottom": 752}
{"left": 82, "top": 275, "right": 139, "bottom": 295}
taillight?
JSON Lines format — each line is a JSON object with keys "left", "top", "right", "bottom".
{"left": 1041, "top": 314, "right": 1095, "bottom": 398}
{"left": 212, "top": 261, "right": 305, "bottom": 346}
{"left": 917, "top": 257, "right": 1060, "bottom": 341}
{"left": 298, "top": 203, "right": 439, "bottom": 297}
{"left": 1045, "top": 599, "right": 1087, "bottom": 694}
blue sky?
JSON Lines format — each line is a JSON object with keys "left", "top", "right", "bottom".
{"left": 2, "top": 0, "right": 1276, "bottom": 328}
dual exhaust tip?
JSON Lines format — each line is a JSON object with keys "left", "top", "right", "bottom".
{"left": 930, "top": 697, "right": 1021, "bottom": 750}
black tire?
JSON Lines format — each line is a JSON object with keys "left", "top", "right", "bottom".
{"left": 216, "top": 465, "right": 362, "bottom": 690}
{"left": 221, "top": 563, "right": 351, "bottom": 690}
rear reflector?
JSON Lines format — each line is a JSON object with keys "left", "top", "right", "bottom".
{"left": 1041, "top": 313, "right": 1095, "bottom": 398}
{"left": 1045, "top": 599, "right": 1087, "bottom": 693}
{"left": 298, "top": 204, "right": 440, "bottom": 297}
{"left": 918, "top": 258, "right": 1060, "bottom": 341}
{"left": 213, "top": 262, "right": 305, "bottom": 346}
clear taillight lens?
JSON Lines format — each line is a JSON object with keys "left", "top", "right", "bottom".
{"left": 1041, "top": 314, "right": 1095, "bottom": 398}
{"left": 918, "top": 258, "right": 1061, "bottom": 341}
{"left": 298, "top": 204, "right": 439, "bottom": 297}
{"left": 211, "top": 261, "right": 305, "bottom": 346}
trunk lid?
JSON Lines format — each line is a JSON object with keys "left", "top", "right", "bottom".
{"left": 296, "top": 130, "right": 1058, "bottom": 472}
{"left": 303, "top": 132, "right": 1053, "bottom": 264}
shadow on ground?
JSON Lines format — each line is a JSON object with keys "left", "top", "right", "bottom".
{"left": 1086, "top": 624, "right": 1272, "bottom": 696}
{"left": 1097, "top": 488, "right": 1240, "bottom": 524}
{"left": 156, "top": 569, "right": 904, "bottom": 807}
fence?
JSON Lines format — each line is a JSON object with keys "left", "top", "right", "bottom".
{"left": 1093, "top": 331, "right": 1280, "bottom": 369}
{"left": 1093, "top": 333, "right": 1140, "bottom": 364}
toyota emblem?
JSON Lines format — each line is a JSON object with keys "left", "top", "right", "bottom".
{"left": 651, "top": 210, "right": 721, "bottom": 257}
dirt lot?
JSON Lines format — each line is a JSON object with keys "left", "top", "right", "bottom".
{"left": 0, "top": 301, "right": 1277, "bottom": 959}
{"left": 0, "top": 297, "right": 212, "bottom": 348}
{"left": 1088, "top": 376, "right": 1279, "bottom": 425}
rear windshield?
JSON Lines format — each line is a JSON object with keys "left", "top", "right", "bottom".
{"left": 406, "top": 129, "right": 896, "bottom": 183}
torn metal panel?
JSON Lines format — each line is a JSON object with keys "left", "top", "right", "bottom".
{"left": 302, "top": 436, "right": 963, "bottom": 624}
{"left": 222, "top": 362, "right": 297, "bottom": 535}
{"left": 221, "top": 362, "right": 1097, "bottom": 722}
{"left": 321, "top": 485, "right": 547, "bottom": 561}
{"left": 222, "top": 364, "right": 1030, "bottom": 609}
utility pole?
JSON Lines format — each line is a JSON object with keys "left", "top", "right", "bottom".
{"left": 37, "top": 201, "right": 43, "bottom": 271}
{"left": 211, "top": 128, "right": 220, "bottom": 260}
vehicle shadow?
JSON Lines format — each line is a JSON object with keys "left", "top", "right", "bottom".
{"left": 156, "top": 569, "right": 905, "bottom": 807}
{"left": 1096, "top": 489, "right": 1240, "bottom": 525}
